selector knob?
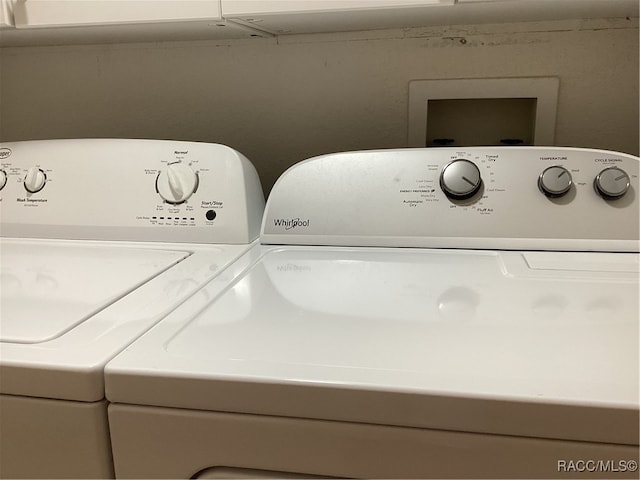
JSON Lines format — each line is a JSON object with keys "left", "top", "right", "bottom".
{"left": 0, "top": 170, "right": 6, "bottom": 191}
{"left": 594, "top": 167, "right": 630, "bottom": 200}
{"left": 440, "top": 159, "right": 482, "bottom": 200}
{"left": 24, "top": 167, "right": 47, "bottom": 193}
{"left": 538, "top": 166, "right": 572, "bottom": 198}
{"left": 156, "top": 162, "right": 199, "bottom": 204}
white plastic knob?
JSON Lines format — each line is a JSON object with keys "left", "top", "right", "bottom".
{"left": 0, "top": 170, "right": 6, "bottom": 191}
{"left": 156, "top": 162, "right": 199, "bottom": 204}
{"left": 24, "top": 167, "right": 47, "bottom": 193}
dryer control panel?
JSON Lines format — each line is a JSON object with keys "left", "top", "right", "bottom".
{"left": 262, "top": 147, "right": 639, "bottom": 252}
{"left": 0, "top": 139, "right": 265, "bottom": 243}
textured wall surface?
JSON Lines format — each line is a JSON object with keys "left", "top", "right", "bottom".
{"left": 1, "top": 18, "right": 638, "bottom": 193}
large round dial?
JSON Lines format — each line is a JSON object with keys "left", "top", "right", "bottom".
{"left": 538, "top": 165, "right": 572, "bottom": 198}
{"left": 24, "top": 167, "right": 47, "bottom": 193}
{"left": 0, "top": 170, "right": 6, "bottom": 191}
{"left": 439, "top": 159, "right": 482, "bottom": 200}
{"left": 156, "top": 162, "right": 199, "bottom": 204}
{"left": 594, "top": 167, "right": 630, "bottom": 200}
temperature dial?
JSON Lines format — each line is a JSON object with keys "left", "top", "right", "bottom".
{"left": 538, "top": 166, "right": 572, "bottom": 198}
{"left": 594, "top": 167, "right": 630, "bottom": 200}
{"left": 156, "top": 162, "right": 199, "bottom": 204}
{"left": 440, "top": 159, "right": 482, "bottom": 200}
{"left": 24, "top": 167, "right": 47, "bottom": 193}
{"left": 0, "top": 170, "right": 6, "bottom": 191}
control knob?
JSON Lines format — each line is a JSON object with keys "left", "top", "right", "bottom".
{"left": 24, "top": 167, "right": 47, "bottom": 193}
{"left": 156, "top": 162, "right": 199, "bottom": 204}
{"left": 594, "top": 167, "right": 630, "bottom": 200}
{"left": 439, "top": 159, "right": 482, "bottom": 200}
{"left": 0, "top": 170, "right": 6, "bottom": 191}
{"left": 538, "top": 166, "right": 572, "bottom": 198}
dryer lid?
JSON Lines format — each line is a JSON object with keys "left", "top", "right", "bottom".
{"left": 105, "top": 246, "right": 639, "bottom": 445}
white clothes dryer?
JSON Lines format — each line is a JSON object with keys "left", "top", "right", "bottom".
{"left": 0, "top": 139, "right": 264, "bottom": 479}
{"left": 106, "top": 147, "right": 639, "bottom": 479}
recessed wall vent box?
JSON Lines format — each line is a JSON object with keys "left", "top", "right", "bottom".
{"left": 408, "top": 77, "right": 559, "bottom": 147}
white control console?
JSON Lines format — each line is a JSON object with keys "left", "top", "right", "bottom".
{"left": 262, "top": 147, "right": 639, "bottom": 252}
{"left": 0, "top": 139, "right": 265, "bottom": 243}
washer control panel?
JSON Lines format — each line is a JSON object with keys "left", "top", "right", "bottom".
{"left": 262, "top": 147, "right": 639, "bottom": 251}
{"left": 0, "top": 139, "right": 264, "bottom": 243}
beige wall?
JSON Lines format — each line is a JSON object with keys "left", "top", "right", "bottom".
{"left": 1, "top": 17, "right": 638, "bottom": 194}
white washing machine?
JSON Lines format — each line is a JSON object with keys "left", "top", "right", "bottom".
{"left": 106, "top": 147, "right": 639, "bottom": 479}
{"left": 0, "top": 139, "right": 264, "bottom": 479}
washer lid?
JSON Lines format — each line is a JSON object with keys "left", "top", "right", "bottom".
{"left": 1, "top": 241, "right": 189, "bottom": 343}
{"left": 106, "top": 246, "right": 639, "bottom": 445}
{"left": 0, "top": 238, "right": 258, "bottom": 402}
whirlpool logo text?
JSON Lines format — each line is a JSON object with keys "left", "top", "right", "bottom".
{"left": 273, "top": 217, "right": 310, "bottom": 230}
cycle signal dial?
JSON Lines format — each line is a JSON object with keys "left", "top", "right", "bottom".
{"left": 594, "top": 167, "right": 630, "bottom": 200}
{"left": 440, "top": 159, "right": 482, "bottom": 200}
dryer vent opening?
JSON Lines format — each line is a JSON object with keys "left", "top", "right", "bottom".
{"left": 426, "top": 97, "right": 537, "bottom": 147}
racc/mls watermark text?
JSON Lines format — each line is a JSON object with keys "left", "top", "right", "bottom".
{"left": 557, "top": 459, "right": 638, "bottom": 473}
